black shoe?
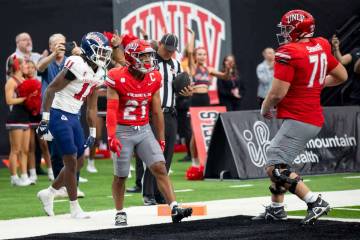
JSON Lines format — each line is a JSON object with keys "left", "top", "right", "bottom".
{"left": 126, "top": 185, "right": 141, "bottom": 193}
{"left": 252, "top": 205, "right": 287, "bottom": 220}
{"left": 36, "top": 167, "right": 47, "bottom": 175}
{"left": 115, "top": 212, "right": 127, "bottom": 226}
{"left": 143, "top": 196, "right": 157, "bottom": 206}
{"left": 155, "top": 194, "right": 166, "bottom": 204}
{"left": 178, "top": 155, "right": 191, "bottom": 162}
{"left": 301, "top": 195, "right": 330, "bottom": 225}
{"left": 171, "top": 206, "right": 193, "bottom": 223}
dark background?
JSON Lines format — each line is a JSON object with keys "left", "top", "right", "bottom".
{"left": 1, "top": 0, "right": 360, "bottom": 155}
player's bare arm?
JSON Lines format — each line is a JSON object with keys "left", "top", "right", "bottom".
{"left": 151, "top": 90, "right": 165, "bottom": 141}
{"left": 324, "top": 63, "right": 348, "bottom": 87}
{"left": 86, "top": 88, "right": 99, "bottom": 128}
{"left": 261, "top": 78, "right": 290, "bottom": 115}
{"left": 42, "top": 69, "right": 72, "bottom": 114}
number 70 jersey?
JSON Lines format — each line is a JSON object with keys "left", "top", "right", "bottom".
{"left": 106, "top": 66, "right": 162, "bottom": 126}
{"left": 274, "top": 37, "right": 339, "bottom": 127}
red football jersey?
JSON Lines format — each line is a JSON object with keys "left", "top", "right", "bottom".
{"left": 106, "top": 67, "right": 162, "bottom": 126}
{"left": 274, "top": 37, "right": 339, "bottom": 127}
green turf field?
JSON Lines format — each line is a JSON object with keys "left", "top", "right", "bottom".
{"left": 1, "top": 153, "right": 360, "bottom": 220}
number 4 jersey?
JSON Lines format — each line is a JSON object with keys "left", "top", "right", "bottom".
{"left": 52, "top": 56, "right": 106, "bottom": 114}
{"left": 274, "top": 37, "right": 339, "bottom": 127}
{"left": 106, "top": 66, "right": 162, "bottom": 126}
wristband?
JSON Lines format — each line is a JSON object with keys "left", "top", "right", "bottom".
{"left": 42, "top": 112, "right": 50, "bottom": 121}
{"left": 89, "top": 127, "right": 96, "bottom": 138}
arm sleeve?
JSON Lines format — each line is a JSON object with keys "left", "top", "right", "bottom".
{"left": 106, "top": 99, "right": 119, "bottom": 138}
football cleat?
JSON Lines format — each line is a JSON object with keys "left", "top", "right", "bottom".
{"left": 37, "top": 189, "right": 55, "bottom": 216}
{"left": 301, "top": 195, "right": 330, "bottom": 225}
{"left": 252, "top": 205, "right": 287, "bottom": 220}
{"left": 171, "top": 206, "right": 193, "bottom": 223}
{"left": 115, "top": 212, "right": 127, "bottom": 226}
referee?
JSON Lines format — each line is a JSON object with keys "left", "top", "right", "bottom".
{"left": 142, "top": 33, "right": 192, "bottom": 205}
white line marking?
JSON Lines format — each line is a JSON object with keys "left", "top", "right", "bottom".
{"left": 106, "top": 194, "right": 132, "bottom": 198}
{"left": 333, "top": 207, "right": 360, "bottom": 211}
{"left": 54, "top": 200, "right": 68, "bottom": 203}
{"left": 344, "top": 176, "right": 360, "bottom": 179}
{"left": 174, "top": 189, "right": 194, "bottom": 193}
{"left": 229, "top": 184, "right": 253, "bottom": 188}
{"left": 303, "top": 179, "right": 311, "bottom": 182}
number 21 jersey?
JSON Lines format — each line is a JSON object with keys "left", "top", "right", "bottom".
{"left": 274, "top": 37, "right": 339, "bottom": 127}
{"left": 106, "top": 67, "right": 162, "bottom": 126}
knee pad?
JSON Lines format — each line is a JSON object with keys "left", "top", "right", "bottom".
{"left": 271, "top": 164, "right": 302, "bottom": 194}
{"left": 269, "top": 183, "right": 287, "bottom": 195}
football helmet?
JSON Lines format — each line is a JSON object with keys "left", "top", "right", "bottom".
{"left": 277, "top": 9, "right": 315, "bottom": 45}
{"left": 81, "top": 32, "right": 113, "bottom": 68}
{"left": 124, "top": 39, "right": 157, "bottom": 73}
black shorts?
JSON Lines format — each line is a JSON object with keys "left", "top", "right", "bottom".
{"left": 29, "top": 114, "right": 42, "bottom": 129}
{"left": 190, "top": 93, "right": 210, "bottom": 107}
{"left": 98, "top": 96, "right": 107, "bottom": 117}
{"left": 6, "top": 104, "right": 30, "bottom": 130}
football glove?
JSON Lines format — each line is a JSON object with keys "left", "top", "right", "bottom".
{"left": 108, "top": 135, "right": 122, "bottom": 157}
{"left": 159, "top": 140, "right": 166, "bottom": 152}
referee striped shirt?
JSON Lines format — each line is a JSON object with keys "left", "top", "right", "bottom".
{"left": 156, "top": 53, "right": 181, "bottom": 108}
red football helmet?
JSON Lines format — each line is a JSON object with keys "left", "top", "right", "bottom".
{"left": 277, "top": 9, "right": 315, "bottom": 45}
{"left": 124, "top": 39, "right": 157, "bottom": 73}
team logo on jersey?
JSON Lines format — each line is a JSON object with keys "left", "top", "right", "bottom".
{"left": 243, "top": 121, "right": 270, "bottom": 167}
{"left": 120, "top": 1, "right": 225, "bottom": 70}
{"left": 61, "top": 115, "right": 68, "bottom": 121}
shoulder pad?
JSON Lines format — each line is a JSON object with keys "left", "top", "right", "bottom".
{"left": 64, "top": 56, "right": 87, "bottom": 80}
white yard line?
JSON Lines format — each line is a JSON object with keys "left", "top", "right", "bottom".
{"left": 174, "top": 189, "right": 194, "bottom": 193}
{"left": 333, "top": 207, "right": 360, "bottom": 211}
{"left": 1, "top": 189, "right": 360, "bottom": 239}
{"left": 229, "top": 184, "right": 253, "bottom": 188}
{"left": 344, "top": 176, "right": 360, "bottom": 179}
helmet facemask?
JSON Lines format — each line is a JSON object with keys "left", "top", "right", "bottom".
{"left": 130, "top": 49, "right": 157, "bottom": 74}
{"left": 276, "top": 24, "right": 295, "bottom": 45}
{"left": 89, "top": 44, "right": 113, "bottom": 68}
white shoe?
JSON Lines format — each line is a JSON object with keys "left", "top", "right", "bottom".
{"left": 54, "top": 187, "right": 68, "bottom": 198}
{"left": 77, "top": 188, "right": 85, "bottom": 198}
{"left": 37, "top": 189, "right": 55, "bottom": 216}
{"left": 29, "top": 175, "right": 37, "bottom": 184}
{"left": 86, "top": 160, "right": 98, "bottom": 173}
{"left": 79, "top": 177, "right": 88, "bottom": 183}
{"left": 71, "top": 210, "right": 90, "bottom": 219}
{"left": 13, "top": 177, "right": 32, "bottom": 187}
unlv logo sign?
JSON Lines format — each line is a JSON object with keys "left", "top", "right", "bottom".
{"left": 120, "top": 1, "right": 225, "bottom": 69}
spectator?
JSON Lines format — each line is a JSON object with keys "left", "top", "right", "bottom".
{"left": 26, "top": 60, "right": 54, "bottom": 182}
{"left": 331, "top": 34, "right": 360, "bottom": 104}
{"left": 6, "top": 32, "right": 46, "bottom": 80}
{"left": 256, "top": 47, "right": 275, "bottom": 107}
{"left": 188, "top": 46, "right": 230, "bottom": 166}
{"left": 5, "top": 56, "right": 32, "bottom": 186}
{"left": 217, "top": 54, "right": 245, "bottom": 111}
{"left": 37, "top": 33, "right": 84, "bottom": 197}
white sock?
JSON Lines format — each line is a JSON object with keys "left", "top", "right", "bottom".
{"left": 170, "top": 201, "right": 178, "bottom": 210}
{"left": 29, "top": 168, "right": 36, "bottom": 177}
{"left": 11, "top": 175, "right": 19, "bottom": 180}
{"left": 70, "top": 200, "right": 81, "bottom": 212}
{"left": 191, "top": 158, "right": 199, "bottom": 166}
{"left": 20, "top": 173, "right": 28, "bottom": 179}
{"left": 48, "top": 168, "right": 53, "bottom": 175}
{"left": 117, "top": 209, "right": 125, "bottom": 214}
{"left": 88, "top": 159, "right": 94, "bottom": 163}
{"left": 271, "top": 201, "right": 284, "bottom": 208}
{"left": 303, "top": 191, "right": 318, "bottom": 203}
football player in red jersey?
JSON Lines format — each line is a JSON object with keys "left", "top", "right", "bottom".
{"left": 106, "top": 39, "right": 192, "bottom": 226}
{"left": 253, "top": 10, "right": 348, "bottom": 225}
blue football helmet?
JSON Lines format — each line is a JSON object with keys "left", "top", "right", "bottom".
{"left": 81, "top": 32, "right": 112, "bottom": 68}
